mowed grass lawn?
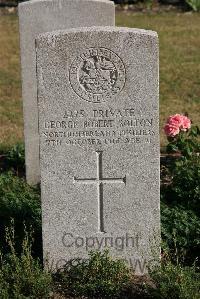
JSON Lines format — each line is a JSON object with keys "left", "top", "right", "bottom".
{"left": 0, "top": 12, "right": 199, "bottom": 149}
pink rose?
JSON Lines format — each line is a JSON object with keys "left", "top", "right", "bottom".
{"left": 164, "top": 114, "right": 192, "bottom": 137}
{"left": 167, "top": 114, "right": 183, "bottom": 127}
{"left": 181, "top": 115, "right": 191, "bottom": 131}
{"left": 164, "top": 123, "right": 180, "bottom": 137}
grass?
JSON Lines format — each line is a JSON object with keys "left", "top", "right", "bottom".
{"left": 0, "top": 12, "right": 200, "bottom": 148}
{"left": 0, "top": 222, "right": 52, "bottom": 299}
{"left": 116, "top": 12, "right": 200, "bottom": 146}
{"left": 0, "top": 14, "right": 22, "bottom": 149}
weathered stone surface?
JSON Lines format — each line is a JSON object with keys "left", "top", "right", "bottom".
{"left": 18, "top": 0, "right": 115, "bottom": 185}
{"left": 36, "top": 27, "right": 160, "bottom": 274}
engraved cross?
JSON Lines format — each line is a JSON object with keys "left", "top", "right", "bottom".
{"left": 73, "top": 151, "right": 126, "bottom": 233}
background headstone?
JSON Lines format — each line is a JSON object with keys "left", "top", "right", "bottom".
{"left": 36, "top": 27, "right": 160, "bottom": 275}
{"left": 18, "top": 0, "right": 115, "bottom": 185}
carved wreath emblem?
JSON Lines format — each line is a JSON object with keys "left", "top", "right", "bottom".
{"left": 69, "top": 48, "right": 126, "bottom": 103}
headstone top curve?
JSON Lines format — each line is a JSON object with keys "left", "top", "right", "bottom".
{"left": 19, "top": 0, "right": 114, "bottom": 8}
{"left": 36, "top": 26, "right": 158, "bottom": 42}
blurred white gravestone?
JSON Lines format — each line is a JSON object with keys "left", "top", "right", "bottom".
{"left": 18, "top": 0, "right": 115, "bottom": 185}
{"left": 36, "top": 26, "right": 160, "bottom": 275}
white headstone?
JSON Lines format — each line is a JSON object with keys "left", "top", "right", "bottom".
{"left": 18, "top": 0, "right": 115, "bottom": 185}
{"left": 36, "top": 27, "right": 160, "bottom": 275}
